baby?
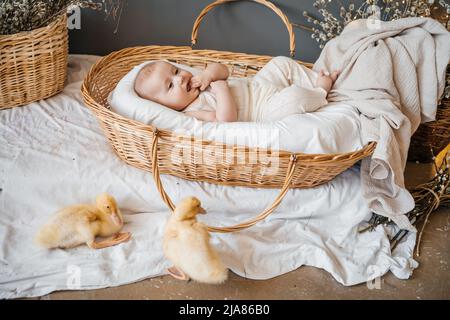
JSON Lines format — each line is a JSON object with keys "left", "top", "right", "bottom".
{"left": 134, "top": 57, "right": 339, "bottom": 122}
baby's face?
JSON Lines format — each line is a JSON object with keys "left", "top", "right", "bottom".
{"left": 134, "top": 61, "right": 200, "bottom": 110}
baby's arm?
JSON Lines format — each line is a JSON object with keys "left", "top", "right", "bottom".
{"left": 211, "top": 80, "right": 237, "bottom": 122}
{"left": 184, "top": 80, "right": 237, "bottom": 122}
{"left": 204, "top": 63, "right": 229, "bottom": 81}
{"left": 184, "top": 110, "right": 217, "bottom": 122}
{"left": 190, "top": 63, "right": 229, "bottom": 91}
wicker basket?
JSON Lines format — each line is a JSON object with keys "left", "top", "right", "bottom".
{"left": 0, "top": 14, "right": 68, "bottom": 109}
{"left": 82, "top": 0, "right": 376, "bottom": 233}
{"left": 408, "top": 64, "right": 450, "bottom": 162}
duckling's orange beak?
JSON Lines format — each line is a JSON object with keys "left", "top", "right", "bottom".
{"left": 197, "top": 206, "right": 206, "bottom": 214}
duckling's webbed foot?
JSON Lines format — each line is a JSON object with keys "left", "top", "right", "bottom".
{"left": 112, "top": 232, "right": 131, "bottom": 243}
{"left": 87, "top": 232, "right": 131, "bottom": 249}
{"left": 167, "top": 266, "right": 190, "bottom": 281}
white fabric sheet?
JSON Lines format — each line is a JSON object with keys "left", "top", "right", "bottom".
{"left": 0, "top": 55, "right": 417, "bottom": 299}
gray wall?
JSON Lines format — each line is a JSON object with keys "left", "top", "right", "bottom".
{"left": 68, "top": 0, "right": 324, "bottom": 63}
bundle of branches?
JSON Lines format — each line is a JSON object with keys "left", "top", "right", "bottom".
{"left": 295, "top": 0, "right": 450, "bottom": 49}
{"left": 0, "top": 0, "right": 126, "bottom": 35}
{"left": 359, "top": 149, "right": 450, "bottom": 256}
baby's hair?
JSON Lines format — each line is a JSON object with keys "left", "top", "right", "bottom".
{"left": 134, "top": 62, "right": 156, "bottom": 100}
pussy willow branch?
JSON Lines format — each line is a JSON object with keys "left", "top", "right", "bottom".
{"left": 0, "top": 0, "right": 126, "bottom": 35}
{"left": 39, "top": 0, "right": 126, "bottom": 33}
{"left": 294, "top": 0, "right": 450, "bottom": 49}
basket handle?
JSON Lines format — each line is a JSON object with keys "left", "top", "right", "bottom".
{"left": 191, "top": 0, "right": 296, "bottom": 57}
{"left": 150, "top": 129, "right": 297, "bottom": 233}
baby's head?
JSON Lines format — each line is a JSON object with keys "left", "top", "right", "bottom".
{"left": 134, "top": 61, "right": 200, "bottom": 111}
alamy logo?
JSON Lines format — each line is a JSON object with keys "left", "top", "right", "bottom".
{"left": 169, "top": 128, "right": 281, "bottom": 175}
{"left": 366, "top": 5, "right": 382, "bottom": 30}
{"left": 366, "top": 265, "right": 383, "bottom": 290}
{"left": 66, "top": 264, "right": 81, "bottom": 289}
{"left": 67, "top": 6, "right": 81, "bottom": 30}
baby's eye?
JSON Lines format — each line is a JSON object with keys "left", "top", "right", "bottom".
{"left": 175, "top": 68, "right": 179, "bottom": 75}
{"left": 168, "top": 82, "right": 173, "bottom": 89}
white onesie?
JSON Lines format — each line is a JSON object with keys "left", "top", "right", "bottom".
{"left": 182, "top": 56, "right": 328, "bottom": 122}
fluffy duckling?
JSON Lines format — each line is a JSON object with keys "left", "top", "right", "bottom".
{"left": 35, "top": 193, "right": 131, "bottom": 249}
{"left": 163, "top": 196, "right": 228, "bottom": 284}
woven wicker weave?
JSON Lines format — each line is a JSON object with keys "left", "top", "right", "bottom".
{"left": 0, "top": 14, "right": 68, "bottom": 109}
{"left": 82, "top": 0, "right": 377, "bottom": 233}
{"left": 408, "top": 64, "right": 450, "bottom": 162}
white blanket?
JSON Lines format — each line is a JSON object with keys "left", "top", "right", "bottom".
{"left": 313, "top": 17, "right": 450, "bottom": 231}
{"left": 0, "top": 55, "right": 417, "bottom": 299}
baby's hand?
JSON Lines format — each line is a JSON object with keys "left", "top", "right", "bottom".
{"left": 190, "top": 72, "right": 213, "bottom": 91}
{"left": 209, "top": 80, "right": 229, "bottom": 94}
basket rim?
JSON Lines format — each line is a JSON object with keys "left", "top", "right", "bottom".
{"left": 81, "top": 45, "right": 374, "bottom": 160}
{"left": 0, "top": 13, "right": 66, "bottom": 39}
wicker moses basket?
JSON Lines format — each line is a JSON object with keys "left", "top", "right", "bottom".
{"left": 82, "top": 0, "right": 378, "bottom": 233}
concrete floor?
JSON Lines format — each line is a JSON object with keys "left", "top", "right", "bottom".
{"left": 34, "top": 162, "right": 449, "bottom": 300}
